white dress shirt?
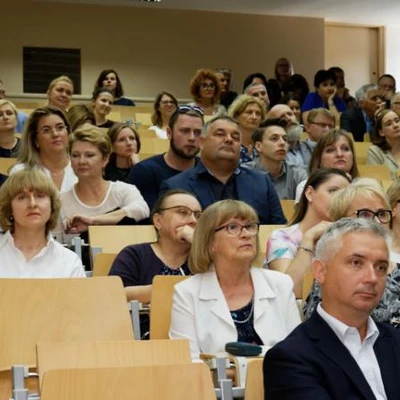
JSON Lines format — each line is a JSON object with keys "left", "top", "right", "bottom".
{"left": 317, "top": 303, "right": 387, "bottom": 400}
{"left": 0, "top": 231, "right": 85, "bottom": 278}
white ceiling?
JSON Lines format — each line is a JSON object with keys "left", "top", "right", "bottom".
{"left": 40, "top": 0, "right": 400, "bottom": 25}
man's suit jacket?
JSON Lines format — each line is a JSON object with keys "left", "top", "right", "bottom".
{"left": 263, "top": 310, "right": 400, "bottom": 400}
{"left": 170, "top": 268, "right": 301, "bottom": 360}
{"left": 340, "top": 106, "right": 368, "bottom": 142}
{"left": 160, "top": 162, "right": 287, "bottom": 225}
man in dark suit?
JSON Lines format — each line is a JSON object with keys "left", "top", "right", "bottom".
{"left": 340, "top": 83, "right": 385, "bottom": 142}
{"left": 160, "top": 115, "right": 286, "bottom": 225}
{"left": 264, "top": 218, "right": 400, "bottom": 400}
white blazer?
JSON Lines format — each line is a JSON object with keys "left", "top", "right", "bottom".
{"left": 169, "top": 267, "right": 301, "bottom": 359}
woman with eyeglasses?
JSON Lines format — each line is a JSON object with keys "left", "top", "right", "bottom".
{"left": 169, "top": 199, "right": 301, "bottom": 360}
{"left": 109, "top": 189, "right": 201, "bottom": 304}
{"left": 11, "top": 106, "right": 77, "bottom": 193}
{"left": 0, "top": 99, "right": 22, "bottom": 157}
{"left": 304, "top": 178, "right": 400, "bottom": 327}
{"left": 61, "top": 126, "right": 149, "bottom": 241}
{"left": 267, "top": 168, "right": 351, "bottom": 298}
{"left": 295, "top": 129, "right": 360, "bottom": 202}
{"left": 104, "top": 123, "right": 141, "bottom": 183}
{"left": 367, "top": 109, "right": 400, "bottom": 179}
{"left": 149, "top": 91, "right": 178, "bottom": 139}
{"left": 189, "top": 69, "right": 226, "bottom": 116}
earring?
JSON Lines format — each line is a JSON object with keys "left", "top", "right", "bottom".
{"left": 10, "top": 215, "right": 13, "bottom": 222}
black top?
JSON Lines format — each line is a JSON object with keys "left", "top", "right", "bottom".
{"left": 104, "top": 155, "right": 130, "bottom": 183}
{"left": 114, "top": 97, "right": 135, "bottom": 106}
{"left": 0, "top": 138, "right": 21, "bottom": 158}
{"left": 97, "top": 120, "right": 115, "bottom": 129}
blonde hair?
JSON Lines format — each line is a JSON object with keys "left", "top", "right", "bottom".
{"left": 387, "top": 179, "right": 400, "bottom": 209}
{"left": 69, "top": 125, "right": 112, "bottom": 158}
{"left": 47, "top": 75, "right": 74, "bottom": 92}
{"left": 329, "top": 178, "right": 391, "bottom": 221}
{"left": 189, "top": 200, "right": 259, "bottom": 274}
{"left": 0, "top": 99, "right": 18, "bottom": 116}
{"left": 306, "top": 107, "right": 334, "bottom": 123}
{"left": 0, "top": 169, "right": 61, "bottom": 235}
{"left": 228, "top": 94, "right": 266, "bottom": 122}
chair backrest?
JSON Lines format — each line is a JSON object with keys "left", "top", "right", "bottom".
{"left": 88, "top": 225, "right": 157, "bottom": 254}
{"left": 353, "top": 142, "right": 371, "bottom": 165}
{"left": 135, "top": 113, "right": 152, "bottom": 126}
{"left": 36, "top": 339, "right": 191, "bottom": 386}
{"left": 150, "top": 275, "right": 188, "bottom": 339}
{"left": 244, "top": 359, "right": 264, "bottom": 400}
{"left": 358, "top": 164, "right": 392, "bottom": 181}
{"left": 140, "top": 137, "right": 169, "bottom": 154}
{"left": 256, "top": 225, "right": 286, "bottom": 267}
{"left": 107, "top": 111, "right": 122, "bottom": 122}
{"left": 40, "top": 363, "right": 216, "bottom": 400}
{"left": 0, "top": 277, "right": 133, "bottom": 370}
{"left": 0, "top": 157, "right": 17, "bottom": 175}
{"left": 92, "top": 253, "right": 117, "bottom": 276}
{"left": 111, "top": 105, "right": 136, "bottom": 121}
{"left": 136, "top": 127, "right": 158, "bottom": 139}
{"left": 280, "top": 199, "right": 295, "bottom": 223}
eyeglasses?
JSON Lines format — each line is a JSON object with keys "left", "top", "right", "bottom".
{"left": 159, "top": 205, "right": 202, "bottom": 220}
{"left": 200, "top": 83, "right": 215, "bottom": 90}
{"left": 354, "top": 208, "right": 392, "bottom": 224}
{"left": 38, "top": 124, "right": 67, "bottom": 135}
{"left": 310, "top": 122, "right": 334, "bottom": 129}
{"left": 215, "top": 222, "right": 259, "bottom": 237}
{"left": 160, "top": 100, "right": 176, "bottom": 105}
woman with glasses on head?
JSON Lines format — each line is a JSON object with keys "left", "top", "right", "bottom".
{"left": 94, "top": 69, "right": 135, "bottom": 106}
{"left": 149, "top": 91, "right": 178, "bottom": 139}
{"left": 46, "top": 76, "right": 74, "bottom": 111}
{"left": 169, "top": 199, "right": 301, "bottom": 360}
{"left": 104, "top": 123, "right": 141, "bottom": 183}
{"left": 11, "top": 106, "right": 77, "bottom": 193}
{"left": 367, "top": 109, "right": 400, "bottom": 179}
{"left": 189, "top": 69, "right": 225, "bottom": 116}
{"left": 109, "top": 189, "right": 201, "bottom": 304}
{"left": 304, "top": 178, "right": 400, "bottom": 327}
{"left": 267, "top": 168, "right": 351, "bottom": 298}
{"left": 0, "top": 99, "right": 22, "bottom": 157}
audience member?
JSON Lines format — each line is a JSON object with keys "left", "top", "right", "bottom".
{"left": 11, "top": 106, "right": 77, "bottom": 192}
{"left": 67, "top": 104, "right": 96, "bottom": 132}
{"left": 280, "top": 93, "right": 302, "bottom": 123}
{"left": 367, "top": 109, "right": 400, "bottom": 179}
{"left": 340, "top": 83, "right": 385, "bottom": 142}
{"left": 215, "top": 68, "right": 237, "bottom": 109}
{"left": 282, "top": 73, "right": 310, "bottom": 106}
{"left": 149, "top": 91, "right": 178, "bottom": 139}
{"left": 61, "top": 126, "right": 149, "bottom": 237}
{"left": 305, "top": 178, "right": 400, "bottom": 328}
{"left": 378, "top": 73, "right": 396, "bottom": 103}
{"left": 244, "top": 119, "right": 307, "bottom": 199}
{"left": 0, "top": 79, "right": 28, "bottom": 132}
{"left": 387, "top": 179, "right": 400, "bottom": 263}
{"left": 328, "top": 66, "right": 356, "bottom": 109}
{"left": 0, "top": 169, "right": 85, "bottom": 277}
{"left": 390, "top": 92, "right": 400, "bottom": 114}
{"left": 94, "top": 69, "right": 135, "bottom": 106}
{"left": 46, "top": 76, "right": 73, "bottom": 111}
{"left": 0, "top": 100, "right": 21, "bottom": 157}
{"left": 170, "top": 199, "right": 300, "bottom": 360}
{"left": 91, "top": 87, "right": 115, "bottom": 129}
{"left": 129, "top": 106, "right": 203, "bottom": 213}
{"left": 109, "top": 189, "right": 201, "bottom": 302}
{"left": 227, "top": 94, "right": 266, "bottom": 163}
{"left": 161, "top": 116, "right": 286, "bottom": 224}
{"left": 302, "top": 69, "right": 346, "bottom": 126}
{"left": 268, "top": 57, "right": 294, "bottom": 107}
{"left": 264, "top": 217, "right": 400, "bottom": 400}
{"left": 105, "top": 123, "right": 141, "bottom": 183}
{"left": 267, "top": 168, "right": 350, "bottom": 297}
{"left": 189, "top": 69, "right": 225, "bottom": 116}
{"left": 295, "top": 129, "right": 359, "bottom": 202}
{"left": 244, "top": 83, "right": 270, "bottom": 110}
{"left": 242, "top": 72, "right": 273, "bottom": 108}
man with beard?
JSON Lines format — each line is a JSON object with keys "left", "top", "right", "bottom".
{"left": 128, "top": 106, "right": 203, "bottom": 215}
{"left": 160, "top": 116, "right": 286, "bottom": 225}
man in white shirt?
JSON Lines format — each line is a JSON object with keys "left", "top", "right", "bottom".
{"left": 264, "top": 218, "right": 400, "bottom": 400}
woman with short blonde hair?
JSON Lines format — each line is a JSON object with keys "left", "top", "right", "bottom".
{"left": 0, "top": 99, "right": 21, "bottom": 157}
{"left": 46, "top": 76, "right": 74, "bottom": 111}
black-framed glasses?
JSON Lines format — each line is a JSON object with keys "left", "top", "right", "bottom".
{"left": 159, "top": 205, "right": 202, "bottom": 220}
{"left": 215, "top": 222, "right": 259, "bottom": 237}
{"left": 354, "top": 208, "right": 392, "bottom": 224}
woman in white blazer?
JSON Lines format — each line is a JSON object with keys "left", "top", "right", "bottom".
{"left": 169, "top": 199, "right": 301, "bottom": 360}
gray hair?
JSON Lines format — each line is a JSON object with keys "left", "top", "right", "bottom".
{"left": 315, "top": 217, "right": 390, "bottom": 263}
{"left": 355, "top": 84, "right": 379, "bottom": 102}
{"left": 201, "top": 115, "right": 241, "bottom": 137}
{"left": 244, "top": 82, "right": 267, "bottom": 95}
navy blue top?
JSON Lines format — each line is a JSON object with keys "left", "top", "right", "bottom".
{"left": 231, "top": 299, "right": 263, "bottom": 345}
{"left": 114, "top": 97, "right": 135, "bottom": 106}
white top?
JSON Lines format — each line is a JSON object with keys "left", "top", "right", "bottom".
{"left": 169, "top": 267, "right": 301, "bottom": 360}
{"left": 148, "top": 125, "right": 168, "bottom": 139}
{"left": 295, "top": 179, "right": 306, "bottom": 204}
{"left": 317, "top": 303, "right": 387, "bottom": 400}
{"left": 0, "top": 231, "right": 85, "bottom": 278}
{"left": 10, "top": 162, "right": 78, "bottom": 194}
